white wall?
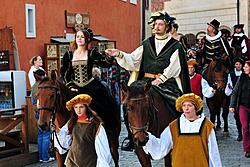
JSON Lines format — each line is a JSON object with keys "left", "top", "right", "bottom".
{"left": 163, "top": 0, "right": 249, "bottom": 36}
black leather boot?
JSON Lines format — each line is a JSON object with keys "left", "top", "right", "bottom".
{"left": 237, "top": 133, "right": 242, "bottom": 141}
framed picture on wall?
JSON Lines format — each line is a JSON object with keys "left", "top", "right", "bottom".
{"left": 47, "top": 59, "right": 58, "bottom": 75}
{"left": 46, "top": 44, "right": 57, "bottom": 58}
{"left": 58, "top": 44, "right": 70, "bottom": 58}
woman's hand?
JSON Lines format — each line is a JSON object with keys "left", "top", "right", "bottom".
{"left": 70, "top": 87, "right": 78, "bottom": 92}
{"left": 105, "top": 49, "right": 119, "bottom": 57}
{"left": 229, "top": 107, "right": 235, "bottom": 112}
{"left": 51, "top": 124, "right": 60, "bottom": 133}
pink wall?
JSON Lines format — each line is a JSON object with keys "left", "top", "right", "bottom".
{"left": 0, "top": 0, "right": 141, "bottom": 72}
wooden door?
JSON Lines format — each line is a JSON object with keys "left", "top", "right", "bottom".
{"left": 0, "top": 27, "right": 14, "bottom": 70}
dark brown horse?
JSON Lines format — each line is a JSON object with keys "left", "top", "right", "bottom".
{"left": 122, "top": 80, "right": 176, "bottom": 167}
{"left": 36, "top": 72, "right": 121, "bottom": 167}
{"left": 203, "top": 58, "right": 230, "bottom": 133}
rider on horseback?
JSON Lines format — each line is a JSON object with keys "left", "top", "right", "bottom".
{"left": 203, "top": 19, "right": 233, "bottom": 70}
{"left": 105, "top": 11, "right": 191, "bottom": 151}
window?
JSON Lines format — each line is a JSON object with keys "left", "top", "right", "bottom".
{"left": 130, "top": 0, "right": 137, "bottom": 4}
{"left": 25, "top": 4, "right": 36, "bottom": 38}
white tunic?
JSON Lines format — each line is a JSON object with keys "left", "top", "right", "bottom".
{"left": 55, "top": 123, "right": 112, "bottom": 167}
{"left": 143, "top": 114, "right": 222, "bottom": 167}
{"left": 28, "top": 66, "right": 45, "bottom": 87}
{"left": 115, "top": 35, "right": 182, "bottom": 91}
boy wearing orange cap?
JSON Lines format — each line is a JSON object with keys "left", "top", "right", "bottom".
{"left": 143, "top": 93, "right": 222, "bottom": 167}
{"left": 53, "top": 94, "right": 111, "bottom": 167}
{"left": 187, "top": 59, "right": 202, "bottom": 98}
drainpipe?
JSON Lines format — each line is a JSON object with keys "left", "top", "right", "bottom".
{"left": 237, "top": 0, "right": 239, "bottom": 24}
{"left": 141, "top": 0, "right": 146, "bottom": 41}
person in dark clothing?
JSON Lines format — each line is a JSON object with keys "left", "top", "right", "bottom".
{"left": 229, "top": 24, "right": 249, "bottom": 61}
{"left": 229, "top": 60, "right": 250, "bottom": 158}
{"left": 227, "top": 57, "right": 244, "bottom": 141}
{"left": 203, "top": 19, "right": 232, "bottom": 69}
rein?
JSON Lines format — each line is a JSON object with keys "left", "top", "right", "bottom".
{"left": 127, "top": 96, "right": 150, "bottom": 134}
{"left": 37, "top": 83, "right": 67, "bottom": 151}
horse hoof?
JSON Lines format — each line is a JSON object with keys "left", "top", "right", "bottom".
{"left": 222, "top": 131, "right": 229, "bottom": 138}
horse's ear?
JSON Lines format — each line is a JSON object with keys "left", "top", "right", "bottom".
{"left": 51, "top": 70, "right": 58, "bottom": 81}
{"left": 144, "top": 80, "right": 151, "bottom": 92}
{"left": 34, "top": 73, "right": 43, "bottom": 82}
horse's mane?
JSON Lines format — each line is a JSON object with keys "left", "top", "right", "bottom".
{"left": 39, "top": 76, "right": 51, "bottom": 84}
{"left": 128, "top": 80, "right": 148, "bottom": 98}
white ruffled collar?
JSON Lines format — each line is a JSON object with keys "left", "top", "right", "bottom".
{"left": 155, "top": 33, "right": 169, "bottom": 40}
{"left": 233, "top": 33, "right": 244, "bottom": 37}
{"left": 206, "top": 31, "right": 222, "bottom": 41}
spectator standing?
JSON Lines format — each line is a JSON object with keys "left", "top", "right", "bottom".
{"left": 229, "top": 60, "right": 250, "bottom": 158}
{"left": 226, "top": 57, "right": 244, "bottom": 141}
{"left": 28, "top": 55, "right": 44, "bottom": 87}
{"left": 187, "top": 59, "right": 202, "bottom": 98}
{"left": 31, "top": 69, "right": 55, "bottom": 163}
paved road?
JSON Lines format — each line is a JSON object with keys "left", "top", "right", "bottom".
{"left": 25, "top": 103, "right": 250, "bottom": 167}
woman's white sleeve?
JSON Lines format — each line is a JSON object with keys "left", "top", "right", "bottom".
{"left": 54, "top": 124, "right": 72, "bottom": 155}
{"left": 208, "top": 129, "right": 222, "bottom": 167}
{"left": 143, "top": 127, "right": 173, "bottom": 160}
{"left": 202, "top": 78, "right": 215, "bottom": 98}
{"left": 95, "top": 125, "right": 112, "bottom": 167}
{"left": 225, "top": 74, "right": 233, "bottom": 96}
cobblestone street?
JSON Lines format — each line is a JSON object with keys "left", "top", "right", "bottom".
{"left": 25, "top": 103, "right": 250, "bottom": 167}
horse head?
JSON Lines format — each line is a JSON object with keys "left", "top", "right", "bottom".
{"left": 122, "top": 80, "right": 152, "bottom": 147}
{"left": 206, "top": 59, "right": 228, "bottom": 91}
{"left": 36, "top": 70, "right": 72, "bottom": 131}
{"left": 36, "top": 75, "right": 59, "bottom": 131}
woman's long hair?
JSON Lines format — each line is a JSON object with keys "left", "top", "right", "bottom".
{"left": 67, "top": 104, "right": 102, "bottom": 134}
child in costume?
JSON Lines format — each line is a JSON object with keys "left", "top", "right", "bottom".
{"left": 143, "top": 93, "right": 222, "bottom": 167}
{"left": 54, "top": 94, "right": 111, "bottom": 167}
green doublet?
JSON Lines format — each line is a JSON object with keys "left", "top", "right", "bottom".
{"left": 140, "top": 37, "right": 187, "bottom": 96}
{"left": 65, "top": 121, "right": 100, "bottom": 167}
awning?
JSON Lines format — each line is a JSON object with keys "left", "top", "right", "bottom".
{"left": 50, "top": 37, "right": 71, "bottom": 44}
{"left": 92, "top": 35, "right": 110, "bottom": 41}
{"left": 50, "top": 35, "right": 112, "bottom": 44}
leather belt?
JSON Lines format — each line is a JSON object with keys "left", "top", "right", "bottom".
{"left": 144, "top": 73, "right": 161, "bottom": 79}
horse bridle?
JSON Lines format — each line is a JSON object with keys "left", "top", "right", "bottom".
{"left": 37, "top": 84, "right": 68, "bottom": 151}
{"left": 127, "top": 96, "right": 150, "bottom": 135}
{"left": 37, "top": 85, "right": 59, "bottom": 116}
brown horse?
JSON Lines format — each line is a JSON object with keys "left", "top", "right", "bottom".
{"left": 122, "top": 80, "right": 176, "bottom": 167}
{"left": 203, "top": 58, "right": 230, "bottom": 133}
{"left": 36, "top": 72, "right": 120, "bottom": 167}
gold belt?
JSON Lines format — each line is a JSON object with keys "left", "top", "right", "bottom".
{"left": 144, "top": 73, "right": 161, "bottom": 79}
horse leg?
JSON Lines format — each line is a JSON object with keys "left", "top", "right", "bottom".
{"left": 134, "top": 147, "right": 152, "bottom": 167}
{"left": 206, "top": 98, "right": 216, "bottom": 124}
{"left": 55, "top": 150, "right": 67, "bottom": 167}
{"left": 164, "top": 152, "right": 172, "bottom": 167}
{"left": 216, "top": 109, "right": 221, "bottom": 129}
